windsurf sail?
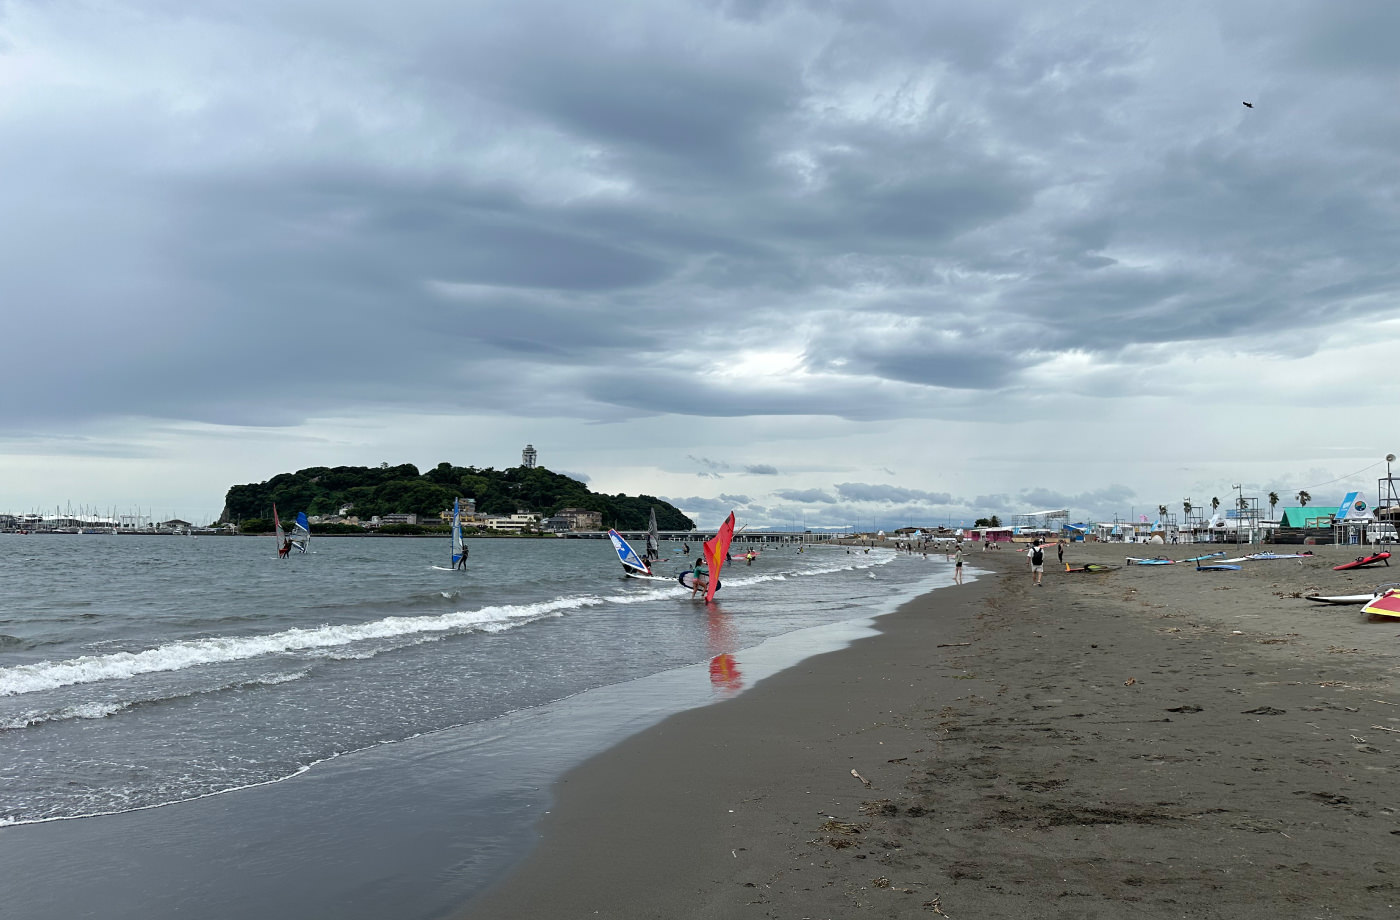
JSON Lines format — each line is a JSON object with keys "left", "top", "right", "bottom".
{"left": 646, "top": 508, "right": 660, "bottom": 563}
{"left": 273, "top": 503, "right": 285, "bottom": 554}
{"left": 451, "top": 498, "right": 466, "bottom": 567}
{"left": 701, "top": 512, "right": 736, "bottom": 603}
{"left": 1362, "top": 589, "right": 1400, "bottom": 618}
{"left": 290, "top": 512, "right": 311, "bottom": 553}
{"left": 609, "top": 529, "right": 651, "bottom": 576}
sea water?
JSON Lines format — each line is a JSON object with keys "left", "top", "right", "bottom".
{"left": 0, "top": 534, "right": 956, "bottom": 917}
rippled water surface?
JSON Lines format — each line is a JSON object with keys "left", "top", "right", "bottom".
{"left": 0, "top": 533, "right": 949, "bottom": 826}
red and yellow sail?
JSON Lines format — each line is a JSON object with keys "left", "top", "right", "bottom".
{"left": 701, "top": 512, "right": 736, "bottom": 603}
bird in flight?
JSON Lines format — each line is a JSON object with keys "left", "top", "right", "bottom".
{"left": 1243, "top": 101, "right": 1254, "bottom": 108}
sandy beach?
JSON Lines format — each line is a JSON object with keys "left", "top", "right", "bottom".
{"left": 463, "top": 541, "right": 1400, "bottom": 918}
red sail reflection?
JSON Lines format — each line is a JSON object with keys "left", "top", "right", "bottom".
{"left": 707, "top": 609, "right": 743, "bottom": 692}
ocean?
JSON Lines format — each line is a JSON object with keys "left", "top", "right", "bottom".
{"left": 0, "top": 533, "right": 957, "bottom": 918}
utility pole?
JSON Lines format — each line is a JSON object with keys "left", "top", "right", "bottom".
{"left": 1232, "top": 483, "right": 1243, "bottom": 547}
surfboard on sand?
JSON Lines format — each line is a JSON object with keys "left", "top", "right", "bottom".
{"left": 1305, "top": 592, "right": 1381, "bottom": 605}
{"left": 1334, "top": 551, "right": 1392, "bottom": 571}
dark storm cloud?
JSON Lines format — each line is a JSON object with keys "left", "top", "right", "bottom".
{"left": 6, "top": 0, "right": 1400, "bottom": 435}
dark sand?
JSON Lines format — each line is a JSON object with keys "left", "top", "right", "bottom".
{"left": 463, "top": 543, "right": 1400, "bottom": 918}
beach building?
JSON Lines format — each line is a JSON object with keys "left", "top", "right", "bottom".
{"left": 485, "top": 512, "right": 541, "bottom": 533}
{"left": 541, "top": 507, "right": 602, "bottom": 533}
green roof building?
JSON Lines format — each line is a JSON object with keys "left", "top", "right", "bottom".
{"left": 1277, "top": 507, "right": 1332, "bottom": 529}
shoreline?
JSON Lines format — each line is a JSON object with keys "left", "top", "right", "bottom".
{"left": 462, "top": 541, "right": 1400, "bottom": 918}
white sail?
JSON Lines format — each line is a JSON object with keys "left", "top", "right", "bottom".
{"left": 646, "top": 508, "right": 660, "bottom": 562}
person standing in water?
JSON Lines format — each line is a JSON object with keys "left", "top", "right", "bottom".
{"left": 456, "top": 544, "right": 469, "bottom": 570}
{"left": 690, "top": 556, "right": 709, "bottom": 598}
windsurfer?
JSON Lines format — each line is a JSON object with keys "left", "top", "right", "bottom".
{"left": 690, "top": 557, "right": 709, "bottom": 598}
{"left": 279, "top": 539, "right": 292, "bottom": 559}
{"left": 456, "top": 545, "right": 469, "bottom": 570}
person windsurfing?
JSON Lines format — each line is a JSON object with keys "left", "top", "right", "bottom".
{"left": 278, "top": 538, "right": 292, "bottom": 559}
{"left": 689, "top": 556, "right": 708, "bottom": 598}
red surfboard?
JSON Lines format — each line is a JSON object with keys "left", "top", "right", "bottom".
{"left": 1333, "top": 551, "right": 1391, "bottom": 571}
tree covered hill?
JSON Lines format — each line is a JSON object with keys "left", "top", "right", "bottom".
{"left": 220, "top": 463, "right": 695, "bottom": 531}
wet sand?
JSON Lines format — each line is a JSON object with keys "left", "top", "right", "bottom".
{"left": 463, "top": 542, "right": 1400, "bottom": 918}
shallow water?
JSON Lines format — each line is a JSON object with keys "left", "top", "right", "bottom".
{"left": 0, "top": 534, "right": 948, "bottom": 827}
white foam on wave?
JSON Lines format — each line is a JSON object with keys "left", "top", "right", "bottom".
{"left": 0, "top": 670, "right": 310, "bottom": 731}
{"left": 0, "top": 596, "right": 602, "bottom": 697}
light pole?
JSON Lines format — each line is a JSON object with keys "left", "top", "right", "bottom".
{"left": 1232, "top": 483, "right": 1244, "bottom": 546}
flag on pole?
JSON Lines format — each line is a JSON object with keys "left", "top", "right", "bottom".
{"left": 702, "top": 512, "right": 736, "bottom": 603}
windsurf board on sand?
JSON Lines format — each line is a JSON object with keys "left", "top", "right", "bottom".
{"left": 1334, "top": 551, "right": 1392, "bottom": 571}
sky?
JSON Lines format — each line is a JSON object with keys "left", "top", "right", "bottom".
{"left": 3, "top": 0, "right": 1399, "bottom": 529}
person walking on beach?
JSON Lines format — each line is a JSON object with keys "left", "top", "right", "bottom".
{"left": 1056, "top": 540, "right": 1064, "bottom": 564}
{"left": 954, "top": 545, "right": 964, "bottom": 585}
{"left": 1027, "top": 540, "right": 1046, "bottom": 587}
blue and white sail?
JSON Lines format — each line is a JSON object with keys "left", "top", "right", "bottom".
{"left": 451, "top": 499, "right": 466, "bottom": 567}
{"left": 609, "top": 529, "right": 651, "bottom": 576}
{"left": 290, "top": 512, "right": 311, "bottom": 553}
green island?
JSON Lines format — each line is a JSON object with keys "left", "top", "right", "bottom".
{"left": 221, "top": 463, "right": 694, "bottom": 535}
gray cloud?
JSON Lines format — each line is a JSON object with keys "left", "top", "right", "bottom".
{"left": 834, "top": 482, "right": 953, "bottom": 505}
{"left": 772, "top": 488, "right": 837, "bottom": 504}
{"left": 5, "top": 1, "right": 1399, "bottom": 521}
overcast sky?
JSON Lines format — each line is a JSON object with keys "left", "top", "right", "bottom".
{"left": 3, "top": 0, "right": 1399, "bottom": 528}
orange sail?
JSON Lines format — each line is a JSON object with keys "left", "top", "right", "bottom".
{"left": 702, "top": 512, "right": 736, "bottom": 603}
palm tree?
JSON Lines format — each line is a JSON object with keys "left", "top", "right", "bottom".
{"left": 1183, "top": 499, "right": 1193, "bottom": 518}
{"left": 1157, "top": 504, "right": 1167, "bottom": 520}
{"left": 1267, "top": 491, "right": 1279, "bottom": 520}
{"left": 1211, "top": 496, "right": 1220, "bottom": 513}
{"left": 1297, "top": 490, "right": 1311, "bottom": 507}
